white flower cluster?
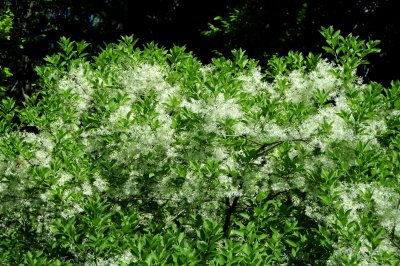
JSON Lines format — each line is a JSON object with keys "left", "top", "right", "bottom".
{"left": 85, "top": 250, "right": 137, "bottom": 266}
{"left": 323, "top": 181, "right": 400, "bottom": 262}
{"left": 359, "top": 119, "right": 387, "bottom": 146}
{"left": 236, "top": 66, "right": 270, "bottom": 96}
{"left": 21, "top": 131, "right": 55, "bottom": 167}
{"left": 93, "top": 175, "right": 109, "bottom": 192}
{"left": 58, "top": 64, "right": 94, "bottom": 112}
{"left": 274, "top": 60, "right": 341, "bottom": 106}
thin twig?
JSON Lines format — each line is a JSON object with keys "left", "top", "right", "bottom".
{"left": 164, "top": 210, "right": 186, "bottom": 229}
{"left": 256, "top": 137, "right": 310, "bottom": 156}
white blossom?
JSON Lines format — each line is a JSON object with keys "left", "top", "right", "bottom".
{"left": 34, "top": 150, "right": 51, "bottom": 167}
{"left": 93, "top": 177, "right": 109, "bottom": 192}
{"left": 81, "top": 181, "right": 93, "bottom": 196}
{"left": 58, "top": 172, "right": 73, "bottom": 186}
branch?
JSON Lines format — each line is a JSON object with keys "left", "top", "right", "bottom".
{"left": 163, "top": 210, "right": 186, "bottom": 230}
{"left": 223, "top": 196, "right": 240, "bottom": 237}
{"left": 255, "top": 137, "right": 311, "bottom": 156}
{"left": 224, "top": 134, "right": 311, "bottom": 156}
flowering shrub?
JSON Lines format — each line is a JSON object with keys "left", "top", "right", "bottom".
{"left": 1, "top": 27, "right": 399, "bottom": 265}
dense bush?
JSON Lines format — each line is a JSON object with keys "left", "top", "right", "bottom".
{"left": 1, "top": 27, "right": 399, "bottom": 265}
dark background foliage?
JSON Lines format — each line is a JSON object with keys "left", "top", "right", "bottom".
{"left": 1, "top": 0, "right": 399, "bottom": 103}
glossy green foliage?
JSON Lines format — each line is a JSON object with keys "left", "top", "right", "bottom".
{"left": 1, "top": 28, "right": 400, "bottom": 265}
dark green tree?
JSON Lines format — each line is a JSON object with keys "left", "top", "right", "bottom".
{"left": 0, "top": 8, "right": 13, "bottom": 97}
{"left": 202, "top": 0, "right": 399, "bottom": 86}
